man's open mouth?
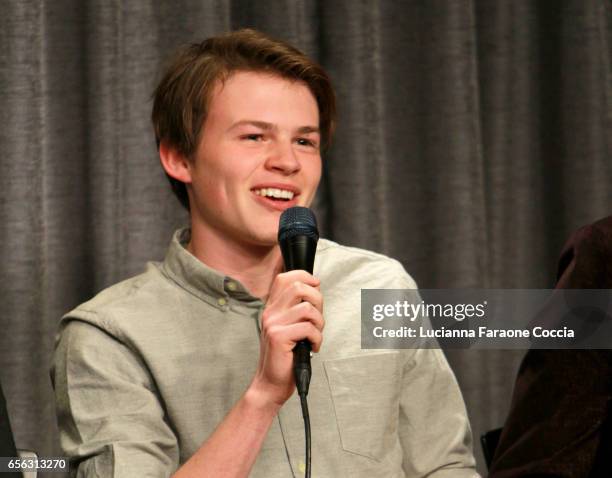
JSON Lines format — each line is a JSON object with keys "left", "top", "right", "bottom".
{"left": 253, "top": 188, "right": 295, "bottom": 201}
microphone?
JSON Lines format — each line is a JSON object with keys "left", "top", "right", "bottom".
{"left": 278, "top": 206, "right": 319, "bottom": 397}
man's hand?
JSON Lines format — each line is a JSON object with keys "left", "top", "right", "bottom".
{"left": 250, "top": 270, "right": 324, "bottom": 407}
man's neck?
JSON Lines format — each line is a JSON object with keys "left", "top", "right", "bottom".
{"left": 187, "top": 224, "right": 283, "bottom": 301}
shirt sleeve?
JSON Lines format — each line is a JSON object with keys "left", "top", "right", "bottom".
{"left": 52, "top": 318, "right": 179, "bottom": 478}
{"left": 398, "top": 347, "right": 479, "bottom": 477}
{"left": 393, "top": 265, "right": 479, "bottom": 477}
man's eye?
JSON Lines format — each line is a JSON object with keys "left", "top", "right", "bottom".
{"left": 296, "top": 138, "right": 317, "bottom": 148}
{"left": 243, "top": 134, "right": 263, "bottom": 141}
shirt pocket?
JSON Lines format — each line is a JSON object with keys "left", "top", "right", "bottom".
{"left": 323, "top": 352, "right": 402, "bottom": 462}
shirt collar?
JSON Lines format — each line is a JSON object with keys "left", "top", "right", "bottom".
{"left": 161, "top": 228, "right": 262, "bottom": 310}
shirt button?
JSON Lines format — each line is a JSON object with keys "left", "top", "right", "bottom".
{"left": 227, "top": 281, "right": 237, "bottom": 291}
{"left": 217, "top": 297, "right": 227, "bottom": 306}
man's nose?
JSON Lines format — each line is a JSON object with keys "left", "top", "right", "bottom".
{"left": 264, "top": 140, "right": 301, "bottom": 174}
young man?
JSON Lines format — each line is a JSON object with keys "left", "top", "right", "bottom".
{"left": 52, "top": 29, "right": 478, "bottom": 477}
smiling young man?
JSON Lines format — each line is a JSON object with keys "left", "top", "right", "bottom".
{"left": 52, "top": 29, "right": 478, "bottom": 477}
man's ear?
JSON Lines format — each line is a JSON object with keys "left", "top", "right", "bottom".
{"left": 159, "top": 142, "right": 192, "bottom": 184}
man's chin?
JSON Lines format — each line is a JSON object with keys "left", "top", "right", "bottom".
{"left": 241, "top": 230, "right": 279, "bottom": 249}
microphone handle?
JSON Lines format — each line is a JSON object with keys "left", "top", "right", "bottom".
{"left": 279, "top": 235, "right": 317, "bottom": 397}
{"left": 279, "top": 235, "right": 317, "bottom": 273}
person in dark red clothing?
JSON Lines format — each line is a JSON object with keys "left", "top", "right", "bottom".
{"left": 490, "top": 216, "right": 612, "bottom": 477}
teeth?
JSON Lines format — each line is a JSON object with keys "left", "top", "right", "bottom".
{"left": 254, "top": 188, "right": 295, "bottom": 200}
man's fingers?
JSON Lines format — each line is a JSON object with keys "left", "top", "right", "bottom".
{"left": 285, "top": 322, "right": 323, "bottom": 352}
{"left": 276, "top": 281, "right": 323, "bottom": 311}
{"left": 261, "top": 269, "right": 325, "bottom": 356}
{"left": 262, "top": 301, "right": 324, "bottom": 332}
{"left": 265, "top": 322, "right": 323, "bottom": 353}
{"left": 276, "top": 269, "right": 320, "bottom": 286}
{"left": 268, "top": 270, "right": 320, "bottom": 302}
{"left": 266, "top": 278, "right": 323, "bottom": 313}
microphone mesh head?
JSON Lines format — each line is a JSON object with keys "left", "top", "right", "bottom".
{"left": 278, "top": 207, "right": 319, "bottom": 242}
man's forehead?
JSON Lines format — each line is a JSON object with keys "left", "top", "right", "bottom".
{"left": 210, "top": 71, "right": 316, "bottom": 105}
{"left": 205, "top": 71, "right": 320, "bottom": 129}
{"left": 213, "top": 69, "right": 306, "bottom": 91}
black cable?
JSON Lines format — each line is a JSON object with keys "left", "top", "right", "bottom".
{"left": 294, "top": 343, "right": 312, "bottom": 477}
{"left": 299, "top": 392, "right": 311, "bottom": 478}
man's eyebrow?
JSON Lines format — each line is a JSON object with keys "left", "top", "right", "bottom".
{"left": 296, "top": 126, "right": 320, "bottom": 135}
{"left": 228, "top": 121, "right": 320, "bottom": 135}
{"left": 228, "top": 120, "right": 275, "bottom": 132}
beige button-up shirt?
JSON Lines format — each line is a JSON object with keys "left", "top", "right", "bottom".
{"left": 52, "top": 229, "right": 478, "bottom": 477}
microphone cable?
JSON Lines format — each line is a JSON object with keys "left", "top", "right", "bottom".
{"left": 294, "top": 343, "right": 312, "bottom": 478}
{"left": 299, "top": 391, "right": 311, "bottom": 478}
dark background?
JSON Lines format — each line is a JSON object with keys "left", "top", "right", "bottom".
{"left": 1, "top": 1, "right": 610, "bottom": 475}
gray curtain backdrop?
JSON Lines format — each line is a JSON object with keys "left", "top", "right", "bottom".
{"left": 1, "top": 0, "right": 610, "bottom": 475}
